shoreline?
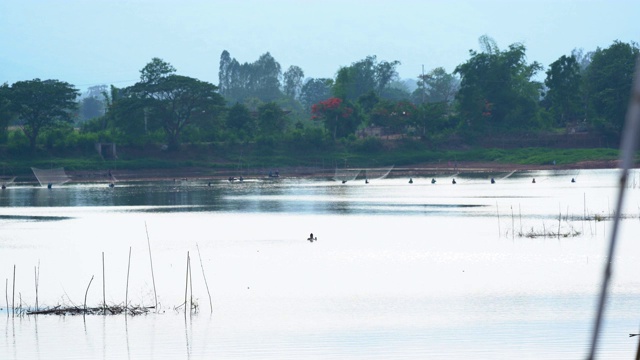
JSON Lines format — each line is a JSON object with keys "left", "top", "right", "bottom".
{"left": 64, "top": 159, "right": 622, "bottom": 183}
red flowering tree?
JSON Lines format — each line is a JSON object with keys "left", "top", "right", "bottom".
{"left": 311, "top": 97, "right": 359, "bottom": 140}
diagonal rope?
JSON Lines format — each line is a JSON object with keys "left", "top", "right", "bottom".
{"left": 587, "top": 56, "right": 640, "bottom": 360}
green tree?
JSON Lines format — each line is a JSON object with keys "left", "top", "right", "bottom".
{"left": 583, "top": 40, "right": 639, "bottom": 140}
{"left": 311, "top": 97, "right": 360, "bottom": 140}
{"left": 413, "top": 67, "right": 459, "bottom": 104}
{"left": 454, "top": 38, "right": 543, "bottom": 134}
{"left": 128, "top": 59, "right": 225, "bottom": 150}
{"left": 283, "top": 65, "right": 305, "bottom": 100}
{"left": 9, "top": 79, "right": 79, "bottom": 152}
{"left": 333, "top": 56, "right": 401, "bottom": 101}
{"left": 300, "top": 78, "right": 333, "bottom": 111}
{"left": 226, "top": 102, "right": 256, "bottom": 140}
{"left": 544, "top": 55, "right": 582, "bottom": 126}
{"left": 217, "top": 51, "right": 283, "bottom": 104}
{"left": 369, "top": 100, "right": 414, "bottom": 135}
{"left": 257, "top": 102, "right": 287, "bottom": 136}
{"left": 0, "top": 83, "right": 12, "bottom": 143}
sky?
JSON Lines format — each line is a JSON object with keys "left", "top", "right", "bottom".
{"left": 1, "top": 0, "right": 638, "bottom": 94}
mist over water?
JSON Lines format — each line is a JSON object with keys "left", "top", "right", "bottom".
{"left": 1, "top": 169, "right": 639, "bottom": 359}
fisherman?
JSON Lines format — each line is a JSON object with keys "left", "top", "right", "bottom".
{"left": 532, "top": 178, "right": 536, "bottom": 183}
{"left": 365, "top": 179, "right": 369, "bottom": 184}
{"left": 571, "top": 178, "right": 576, "bottom": 183}
{"left": 452, "top": 178, "right": 456, "bottom": 184}
{"left": 491, "top": 178, "right": 495, "bottom": 184}
{"left": 431, "top": 178, "right": 436, "bottom": 184}
{"left": 409, "top": 178, "right": 413, "bottom": 184}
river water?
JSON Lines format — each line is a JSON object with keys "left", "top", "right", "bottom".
{"left": 1, "top": 169, "right": 639, "bottom": 359}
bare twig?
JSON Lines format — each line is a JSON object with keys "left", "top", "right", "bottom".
{"left": 84, "top": 275, "right": 94, "bottom": 313}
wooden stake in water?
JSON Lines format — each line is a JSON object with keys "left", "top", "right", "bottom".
{"left": 196, "top": 243, "right": 213, "bottom": 314}
{"left": 12, "top": 265, "right": 15, "bottom": 316}
{"left": 496, "top": 202, "right": 501, "bottom": 237}
{"left": 511, "top": 206, "right": 515, "bottom": 239}
{"left": 184, "top": 251, "right": 190, "bottom": 314}
{"left": 34, "top": 262, "right": 40, "bottom": 311}
{"left": 102, "top": 252, "right": 106, "bottom": 312}
{"left": 145, "top": 222, "right": 158, "bottom": 311}
{"left": 125, "top": 247, "right": 132, "bottom": 313}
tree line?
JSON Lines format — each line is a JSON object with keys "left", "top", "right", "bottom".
{"left": 0, "top": 36, "right": 637, "bottom": 156}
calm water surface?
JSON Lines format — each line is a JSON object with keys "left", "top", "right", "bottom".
{"left": 1, "top": 169, "right": 640, "bottom": 359}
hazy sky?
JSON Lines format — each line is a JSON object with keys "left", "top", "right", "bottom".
{"left": 1, "top": 0, "right": 638, "bottom": 93}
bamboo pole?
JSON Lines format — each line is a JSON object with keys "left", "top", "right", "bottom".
{"left": 196, "top": 243, "right": 213, "bottom": 313}
{"left": 12, "top": 265, "right": 15, "bottom": 316}
{"left": 496, "top": 202, "right": 501, "bottom": 237}
{"left": 125, "top": 246, "right": 132, "bottom": 314}
{"left": 184, "top": 251, "right": 190, "bottom": 314}
{"left": 188, "top": 253, "right": 193, "bottom": 312}
{"left": 5, "top": 278, "right": 8, "bottom": 318}
{"left": 145, "top": 222, "right": 158, "bottom": 311}
{"left": 34, "top": 264, "right": 38, "bottom": 311}
{"left": 102, "top": 252, "right": 106, "bottom": 312}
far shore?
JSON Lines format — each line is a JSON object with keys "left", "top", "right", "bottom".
{"left": 61, "top": 159, "right": 623, "bottom": 184}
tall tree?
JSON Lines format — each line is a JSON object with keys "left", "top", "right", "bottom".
{"left": 414, "top": 67, "right": 460, "bottom": 104}
{"left": 544, "top": 55, "right": 582, "bottom": 126}
{"left": 283, "top": 65, "right": 305, "bottom": 100}
{"left": 583, "top": 40, "right": 639, "bottom": 140}
{"left": 300, "top": 78, "right": 333, "bottom": 111}
{"left": 217, "top": 51, "right": 283, "bottom": 104}
{"left": 0, "top": 83, "right": 12, "bottom": 142}
{"left": 140, "top": 57, "right": 176, "bottom": 84}
{"left": 333, "top": 56, "right": 401, "bottom": 101}
{"left": 128, "top": 59, "right": 225, "bottom": 150}
{"left": 454, "top": 39, "right": 543, "bottom": 134}
{"left": 9, "top": 79, "right": 79, "bottom": 151}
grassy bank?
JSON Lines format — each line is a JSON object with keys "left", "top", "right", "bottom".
{"left": 0, "top": 147, "right": 624, "bottom": 178}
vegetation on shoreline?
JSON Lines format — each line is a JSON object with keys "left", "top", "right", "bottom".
{"left": 0, "top": 146, "right": 622, "bottom": 179}
{"left": 0, "top": 37, "right": 636, "bottom": 178}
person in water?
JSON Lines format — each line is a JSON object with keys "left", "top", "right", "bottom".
{"left": 409, "top": 178, "right": 413, "bottom": 184}
{"left": 571, "top": 178, "right": 576, "bottom": 183}
{"left": 452, "top": 178, "right": 456, "bottom": 184}
{"left": 491, "top": 178, "right": 495, "bottom": 184}
{"left": 431, "top": 178, "right": 436, "bottom": 184}
{"left": 532, "top": 178, "right": 536, "bottom": 183}
{"left": 308, "top": 233, "right": 317, "bottom": 241}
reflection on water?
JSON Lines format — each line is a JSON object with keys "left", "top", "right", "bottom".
{"left": 1, "top": 170, "right": 640, "bottom": 359}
